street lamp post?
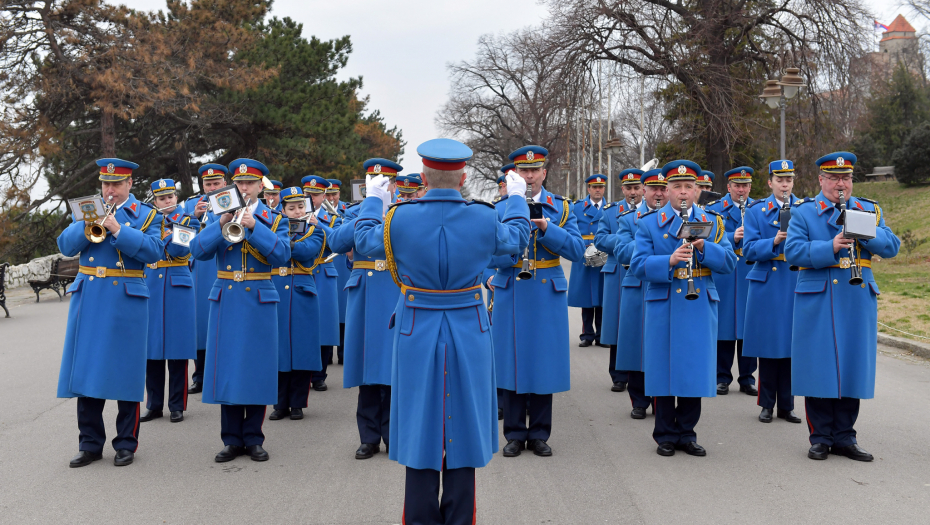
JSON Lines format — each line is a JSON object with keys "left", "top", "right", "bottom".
{"left": 759, "top": 67, "right": 805, "bottom": 159}
{"left": 605, "top": 136, "right": 623, "bottom": 203}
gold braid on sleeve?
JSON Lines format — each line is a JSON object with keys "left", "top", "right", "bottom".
{"left": 383, "top": 206, "right": 403, "bottom": 288}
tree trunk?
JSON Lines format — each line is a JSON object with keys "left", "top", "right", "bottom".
{"left": 101, "top": 111, "right": 115, "bottom": 158}
{"left": 707, "top": 133, "right": 730, "bottom": 195}
{"left": 173, "top": 139, "right": 193, "bottom": 196}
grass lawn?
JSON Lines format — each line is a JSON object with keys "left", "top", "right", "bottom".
{"left": 855, "top": 181, "right": 930, "bottom": 342}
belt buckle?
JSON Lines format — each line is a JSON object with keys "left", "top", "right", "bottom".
{"left": 375, "top": 260, "right": 386, "bottom": 271}
{"left": 233, "top": 271, "right": 245, "bottom": 282}
{"left": 95, "top": 267, "right": 107, "bottom": 278}
{"left": 147, "top": 263, "right": 158, "bottom": 270}
{"left": 839, "top": 257, "right": 851, "bottom": 269}
{"left": 674, "top": 268, "right": 687, "bottom": 280}
{"left": 278, "top": 267, "right": 288, "bottom": 277}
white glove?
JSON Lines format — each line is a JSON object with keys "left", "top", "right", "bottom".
{"left": 505, "top": 170, "right": 527, "bottom": 197}
{"left": 365, "top": 174, "right": 391, "bottom": 214}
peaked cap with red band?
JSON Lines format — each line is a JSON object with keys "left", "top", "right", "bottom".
{"left": 509, "top": 145, "right": 548, "bottom": 169}
{"left": 97, "top": 158, "right": 139, "bottom": 182}
{"left": 661, "top": 160, "right": 701, "bottom": 182}
{"left": 816, "top": 151, "right": 856, "bottom": 174}
{"left": 301, "top": 175, "right": 330, "bottom": 194}
{"left": 363, "top": 157, "right": 402, "bottom": 177}
{"left": 229, "top": 158, "right": 269, "bottom": 182}
{"left": 697, "top": 170, "right": 715, "bottom": 187}
{"left": 325, "top": 179, "right": 342, "bottom": 194}
{"left": 619, "top": 168, "right": 644, "bottom": 185}
{"left": 641, "top": 168, "right": 665, "bottom": 186}
{"left": 264, "top": 180, "right": 283, "bottom": 193}
{"left": 198, "top": 163, "right": 228, "bottom": 180}
{"left": 724, "top": 166, "right": 754, "bottom": 182}
{"left": 417, "top": 138, "right": 472, "bottom": 171}
{"left": 585, "top": 174, "right": 607, "bottom": 186}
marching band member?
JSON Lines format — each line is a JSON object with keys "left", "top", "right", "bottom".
{"left": 415, "top": 174, "right": 428, "bottom": 198}
{"left": 327, "top": 158, "right": 403, "bottom": 460}
{"left": 491, "top": 145, "right": 585, "bottom": 458}
{"left": 141, "top": 179, "right": 199, "bottom": 424}
{"left": 191, "top": 158, "right": 290, "bottom": 463}
{"left": 264, "top": 180, "right": 283, "bottom": 212}
{"left": 785, "top": 152, "right": 900, "bottom": 461}
{"left": 395, "top": 174, "right": 420, "bottom": 202}
{"left": 742, "top": 160, "right": 802, "bottom": 424}
{"left": 695, "top": 171, "right": 714, "bottom": 206}
{"left": 594, "top": 168, "right": 641, "bottom": 392}
{"left": 326, "top": 178, "right": 349, "bottom": 365}
{"left": 354, "top": 138, "right": 530, "bottom": 525}
{"left": 57, "top": 158, "right": 163, "bottom": 467}
{"left": 630, "top": 160, "right": 736, "bottom": 457}
{"left": 184, "top": 164, "right": 227, "bottom": 395}
{"left": 615, "top": 169, "right": 666, "bottom": 418}
{"left": 569, "top": 174, "right": 608, "bottom": 348}
{"left": 269, "top": 187, "right": 325, "bottom": 421}
{"left": 302, "top": 175, "right": 342, "bottom": 391}
{"left": 706, "top": 168, "right": 758, "bottom": 397}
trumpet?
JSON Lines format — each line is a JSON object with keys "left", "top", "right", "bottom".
{"left": 321, "top": 198, "right": 339, "bottom": 216}
{"left": 837, "top": 191, "right": 863, "bottom": 285}
{"left": 222, "top": 199, "right": 252, "bottom": 243}
{"left": 681, "top": 199, "right": 699, "bottom": 300}
{"left": 84, "top": 195, "right": 116, "bottom": 243}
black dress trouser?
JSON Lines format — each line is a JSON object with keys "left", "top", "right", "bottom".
{"left": 77, "top": 397, "right": 140, "bottom": 453}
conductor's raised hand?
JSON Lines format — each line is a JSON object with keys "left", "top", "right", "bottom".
{"left": 505, "top": 171, "right": 527, "bottom": 197}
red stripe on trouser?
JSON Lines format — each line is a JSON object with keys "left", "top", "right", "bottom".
{"left": 472, "top": 474, "right": 477, "bottom": 525}
{"left": 133, "top": 403, "right": 141, "bottom": 452}
{"left": 183, "top": 362, "right": 189, "bottom": 410}
{"left": 805, "top": 398, "right": 815, "bottom": 436}
{"left": 756, "top": 374, "right": 761, "bottom": 407}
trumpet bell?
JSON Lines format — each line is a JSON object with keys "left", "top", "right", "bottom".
{"left": 222, "top": 222, "right": 245, "bottom": 243}
{"left": 85, "top": 223, "right": 107, "bottom": 243}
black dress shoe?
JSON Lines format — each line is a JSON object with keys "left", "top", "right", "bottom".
{"left": 578, "top": 340, "right": 593, "bottom": 347}
{"left": 139, "top": 409, "right": 163, "bottom": 422}
{"left": 502, "top": 439, "right": 525, "bottom": 457}
{"left": 832, "top": 444, "right": 873, "bottom": 462}
{"left": 759, "top": 407, "right": 774, "bottom": 423}
{"left": 312, "top": 381, "right": 328, "bottom": 392}
{"left": 170, "top": 411, "right": 183, "bottom": 423}
{"left": 113, "top": 450, "right": 134, "bottom": 466}
{"left": 595, "top": 341, "right": 610, "bottom": 348}
{"left": 215, "top": 445, "right": 244, "bottom": 462}
{"left": 269, "top": 409, "right": 289, "bottom": 420}
{"left": 777, "top": 409, "right": 802, "bottom": 423}
{"left": 630, "top": 407, "right": 646, "bottom": 419}
{"left": 739, "top": 384, "right": 758, "bottom": 396}
{"left": 808, "top": 443, "right": 830, "bottom": 460}
{"left": 69, "top": 450, "right": 103, "bottom": 468}
{"left": 498, "top": 407, "right": 503, "bottom": 420}
{"left": 187, "top": 382, "right": 203, "bottom": 394}
{"left": 680, "top": 442, "right": 706, "bottom": 457}
{"left": 717, "top": 383, "right": 729, "bottom": 395}
{"left": 355, "top": 443, "right": 379, "bottom": 459}
{"left": 528, "top": 439, "right": 552, "bottom": 457}
{"left": 656, "top": 442, "right": 675, "bottom": 456}
{"left": 611, "top": 382, "right": 627, "bottom": 392}
{"left": 290, "top": 408, "right": 303, "bottom": 420}
{"left": 246, "top": 445, "right": 269, "bottom": 461}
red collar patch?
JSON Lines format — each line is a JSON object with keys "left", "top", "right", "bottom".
{"left": 819, "top": 200, "right": 828, "bottom": 211}
{"left": 768, "top": 201, "right": 774, "bottom": 211}
{"left": 701, "top": 213, "right": 706, "bottom": 222}
{"left": 261, "top": 209, "right": 269, "bottom": 219}
{"left": 660, "top": 212, "right": 667, "bottom": 222}
{"left": 855, "top": 201, "right": 864, "bottom": 210}
{"left": 546, "top": 195, "right": 554, "bottom": 206}
{"left": 618, "top": 204, "right": 625, "bottom": 212}
{"left": 171, "top": 213, "right": 180, "bottom": 221}
{"left": 129, "top": 202, "right": 137, "bottom": 213}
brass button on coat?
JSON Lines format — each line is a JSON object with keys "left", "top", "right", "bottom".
{"left": 833, "top": 279, "right": 838, "bottom": 284}
{"left": 285, "top": 285, "right": 290, "bottom": 290}
{"left": 158, "top": 274, "right": 163, "bottom": 278}
{"left": 89, "top": 257, "right": 94, "bottom": 262}
{"left": 676, "top": 288, "right": 681, "bottom": 293}
{"left": 227, "top": 265, "right": 232, "bottom": 270}
{"left": 368, "top": 271, "right": 373, "bottom": 276}
{"left": 113, "top": 280, "right": 118, "bottom": 285}
{"left": 408, "top": 295, "right": 415, "bottom": 301}
{"left": 245, "top": 287, "right": 250, "bottom": 292}
{"left": 228, "top": 285, "right": 232, "bottom": 289}
{"left": 541, "top": 279, "right": 547, "bottom": 283}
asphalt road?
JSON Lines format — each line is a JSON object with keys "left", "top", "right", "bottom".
{"left": 1, "top": 262, "right": 929, "bottom": 524}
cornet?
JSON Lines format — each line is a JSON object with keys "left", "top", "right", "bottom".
{"left": 837, "top": 191, "right": 863, "bottom": 285}
{"left": 85, "top": 195, "right": 116, "bottom": 243}
{"left": 222, "top": 199, "right": 252, "bottom": 243}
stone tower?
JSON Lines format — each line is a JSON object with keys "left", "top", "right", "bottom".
{"left": 879, "top": 15, "right": 922, "bottom": 77}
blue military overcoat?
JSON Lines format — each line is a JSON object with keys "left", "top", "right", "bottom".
{"left": 705, "top": 194, "right": 755, "bottom": 340}
{"left": 593, "top": 201, "right": 633, "bottom": 345}
{"left": 144, "top": 209, "right": 199, "bottom": 360}
{"left": 614, "top": 201, "right": 651, "bottom": 371}
{"left": 741, "top": 194, "right": 799, "bottom": 359}
{"left": 181, "top": 195, "right": 217, "bottom": 351}
{"left": 334, "top": 200, "right": 351, "bottom": 324}
{"left": 489, "top": 188, "right": 586, "bottom": 395}
{"left": 328, "top": 203, "right": 399, "bottom": 388}
{"left": 354, "top": 189, "right": 530, "bottom": 471}
{"left": 785, "top": 193, "right": 899, "bottom": 399}
{"left": 630, "top": 202, "right": 737, "bottom": 397}
{"left": 311, "top": 209, "right": 342, "bottom": 346}
{"left": 57, "top": 195, "right": 163, "bottom": 402}
{"left": 567, "top": 196, "right": 605, "bottom": 308}
{"left": 190, "top": 202, "right": 290, "bottom": 405}
{"left": 272, "top": 225, "right": 325, "bottom": 372}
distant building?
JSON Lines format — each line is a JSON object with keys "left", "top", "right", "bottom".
{"left": 875, "top": 15, "right": 923, "bottom": 78}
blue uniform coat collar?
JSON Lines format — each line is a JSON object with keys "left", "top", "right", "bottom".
{"left": 416, "top": 188, "right": 467, "bottom": 202}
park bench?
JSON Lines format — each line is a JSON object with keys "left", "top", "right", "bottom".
{"left": 1, "top": 262, "right": 9, "bottom": 318}
{"left": 28, "top": 257, "right": 79, "bottom": 303}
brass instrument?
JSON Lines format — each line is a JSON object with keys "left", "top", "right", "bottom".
{"left": 837, "top": 191, "right": 863, "bottom": 285}
{"left": 321, "top": 198, "right": 339, "bottom": 216}
{"left": 781, "top": 191, "right": 798, "bottom": 271}
{"left": 681, "top": 199, "right": 699, "bottom": 300}
{"left": 222, "top": 199, "right": 252, "bottom": 243}
{"left": 84, "top": 196, "right": 116, "bottom": 243}
{"left": 517, "top": 184, "right": 535, "bottom": 280}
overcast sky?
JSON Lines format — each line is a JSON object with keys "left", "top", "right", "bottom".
{"left": 103, "top": 0, "right": 914, "bottom": 170}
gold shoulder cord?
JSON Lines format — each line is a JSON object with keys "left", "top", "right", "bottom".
{"left": 242, "top": 214, "right": 281, "bottom": 266}
{"left": 541, "top": 198, "right": 571, "bottom": 257}
{"left": 715, "top": 215, "right": 725, "bottom": 244}
{"left": 383, "top": 206, "right": 403, "bottom": 288}
{"left": 292, "top": 226, "right": 323, "bottom": 273}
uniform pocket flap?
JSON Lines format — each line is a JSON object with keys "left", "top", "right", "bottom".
{"left": 324, "top": 266, "right": 339, "bottom": 277}
{"left": 68, "top": 279, "right": 83, "bottom": 294}
{"left": 621, "top": 275, "right": 641, "bottom": 288}
{"left": 550, "top": 276, "right": 568, "bottom": 292}
{"left": 124, "top": 281, "right": 150, "bottom": 299}
{"left": 645, "top": 284, "right": 669, "bottom": 301}
{"left": 600, "top": 262, "right": 617, "bottom": 274}
{"left": 746, "top": 269, "right": 768, "bottom": 283}
{"left": 258, "top": 287, "right": 280, "bottom": 304}
{"left": 869, "top": 281, "right": 880, "bottom": 295}
{"left": 295, "top": 284, "right": 317, "bottom": 296}
{"left": 170, "top": 274, "right": 194, "bottom": 288}
{"left": 795, "top": 279, "right": 827, "bottom": 294}
{"left": 706, "top": 286, "right": 720, "bottom": 302}
{"left": 344, "top": 273, "right": 361, "bottom": 290}
{"left": 208, "top": 285, "right": 222, "bottom": 301}
{"left": 490, "top": 273, "right": 510, "bottom": 289}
